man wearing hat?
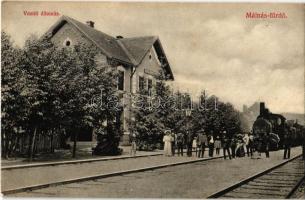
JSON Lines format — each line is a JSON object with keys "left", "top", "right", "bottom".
{"left": 197, "top": 129, "right": 208, "bottom": 158}
{"left": 171, "top": 131, "right": 177, "bottom": 156}
{"left": 222, "top": 131, "right": 231, "bottom": 160}
{"left": 176, "top": 132, "right": 185, "bottom": 156}
{"left": 186, "top": 131, "right": 193, "bottom": 157}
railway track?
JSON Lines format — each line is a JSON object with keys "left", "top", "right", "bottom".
{"left": 1, "top": 153, "right": 163, "bottom": 170}
{"left": 2, "top": 149, "right": 198, "bottom": 170}
{"left": 208, "top": 155, "right": 305, "bottom": 199}
{"left": 2, "top": 155, "right": 223, "bottom": 195}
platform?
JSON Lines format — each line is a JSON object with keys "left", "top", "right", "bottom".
{"left": 3, "top": 147, "right": 303, "bottom": 198}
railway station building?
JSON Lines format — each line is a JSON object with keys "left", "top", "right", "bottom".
{"left": 42, "top": 15, "right": 174, "bottom": 145}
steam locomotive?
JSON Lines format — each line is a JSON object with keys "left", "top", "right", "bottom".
{"left": 252, "top": 102, "right": 303, "bottom": 150}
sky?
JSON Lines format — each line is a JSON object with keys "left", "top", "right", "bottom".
{"left": 2, "top": 2, "right": 304, "bottom": 114}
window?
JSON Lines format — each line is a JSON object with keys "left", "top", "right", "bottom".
{"left": 63, "top": 38, "right": 72, "bottom": 47}
{"left": 65, "top": 40, "right": 71, "bottom": 46}
{"left": 117, "top": 70, "right": 124, "bottom": 91}
{"left": 156, "top": 81, "right": 163, "bottom": 94}
{"left": 139, "top": 76, "right": 145, "bottom": 92}
{"left": 147, "top": 79, "right": 152, "bottom": 94}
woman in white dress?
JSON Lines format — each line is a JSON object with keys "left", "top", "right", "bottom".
{"left": 192, "top": 136, "right": 198, "bottom": 156}
{"left": 163, "top": 131, "right": 172, "bottom": 156}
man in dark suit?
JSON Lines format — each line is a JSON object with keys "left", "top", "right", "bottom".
{"left": 171, "top": 132, "right": 176, "bottom": 156}
{"left": 176, "top": 132, "right": 184, "bottom": 156}
{"left": 262, "top": 133, "right": 270, "bottom": 158}
{"left": 283, "top": 131, "right": 292, "bottom": 159}
{"left": 208, "top": 131, "right": 215, "bottom": 157}
{"left": 186, "top": 131, "right": 193, "bottom": 157}
{"left": 222, "top": 132, "right": 231, "bottom": 160}
{"left": 230, "top": 136, "right": 237, "bottom": 159}
{"left": 197, "top": 130, "right": 208, "bottom": 158}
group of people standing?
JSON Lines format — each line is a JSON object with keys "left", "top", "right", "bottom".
{"left": 163, "top": 129, "right": 249, "bottom": 159}
{"left": 130, "top": 128, "right": 302, "bottom": 160}
{"left": 163, "top": 129, "right": 216, "bottom": 157}
{"left": 162, "top": 129, "right": 296, "bottom": 160}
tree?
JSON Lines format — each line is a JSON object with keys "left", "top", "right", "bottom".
{"left": 54, "top": 44, "right": 121, "bottom": 157}
{"left": 1, "top": 31, "right": 121, "bottom": 159}
{"left": 1, "top": 31, "right": 28, "bottom": 158}
{"left": 20, "top": 35, "right": 60, "bottom": 160}
{"left": 21, "top": 38, "right": 121, "bottom": 158}
{"left": 129, "top": 91, "right": 165, "bottom": 150}
{"left": 192, "top": 91, "right": 242, "bottom": 138}
{"left": 128, "top": 71, "right": 180, "bottom": 150}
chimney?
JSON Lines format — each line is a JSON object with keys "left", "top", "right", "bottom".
{"left": 116, "top": 35, "right": 124, "bottom": 39}
{"left": 259, "top": 102, "right": 265, "bottom": 116}
{"left": 86, "top": 21, "right": 94, "bottom": 28}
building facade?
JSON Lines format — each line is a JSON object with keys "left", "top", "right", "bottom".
{"left": 43, "top": 15, "right": 174, "bottom": 144}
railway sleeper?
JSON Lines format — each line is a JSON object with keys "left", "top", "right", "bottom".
{"left": 228, "top": 189, "right": 285, "bottom": 198}
{"left": 275, "top": 166, "right": 305, "bottom": 170}
{"left": 248, "top": 182, "right": 297, "bottom": 188}
{"left": 251, "top": 180, "right": 296, "bottom": 186}
{"left": 271, "top": 170, "right": 304, "bottom": 174}
{"left": 262, "top": 174, "right": 301, "bottom": 179}
{"left": 268, "top": 173, "right": 304, "bottom": 177}
{"left": 235, "top": 187, "right": 289, "bottom": 195}
{"left": 274, "top": 170, "right": 301, "bottom": 173}
{"left": 257, "top": 177, "right": 299, "bottom": 182}
{"left": 240, "top": 185, "right": 291, "bottom": 192}
{"left": 257, "top": 177, "right": 300, "bottom": 182}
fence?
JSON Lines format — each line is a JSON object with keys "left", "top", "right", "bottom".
{"left": 13, "top": 133, "right": 62, "bottom": 156}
